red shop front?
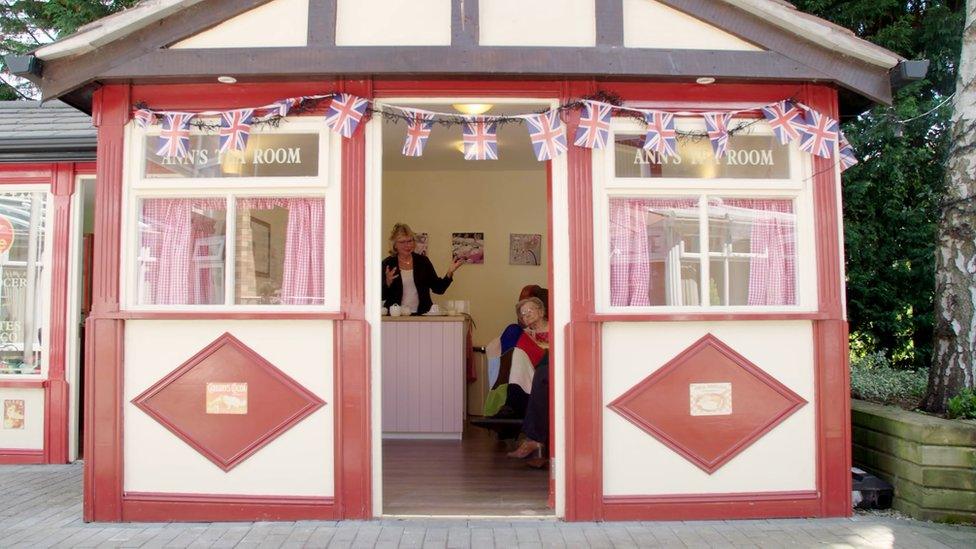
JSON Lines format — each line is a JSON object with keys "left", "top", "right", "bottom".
{"left": 7, "top": 0, "right": 920, "bottom": 522}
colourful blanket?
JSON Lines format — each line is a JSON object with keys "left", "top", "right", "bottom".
{"left": 484, "top": 324, "right": 547, "bottom": 418}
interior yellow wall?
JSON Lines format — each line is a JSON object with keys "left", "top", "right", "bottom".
{"left": 382, "top": 169, "right": 547, "bottom": 345}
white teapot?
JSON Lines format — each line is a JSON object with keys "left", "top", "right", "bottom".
{"left": 389, "top": 304, "right": 402, "bottom": 317}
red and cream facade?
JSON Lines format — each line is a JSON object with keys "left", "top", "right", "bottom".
{"left": 12, "top": 0, "right": 909, "bottom": 522}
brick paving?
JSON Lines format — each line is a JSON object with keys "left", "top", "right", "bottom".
{"left": 2, "top": 463, "right": 975, "bottom": 548}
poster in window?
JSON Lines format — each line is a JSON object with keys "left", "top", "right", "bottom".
{"left": 250, "top": 218, "right": 271, "bottom": 277}
{"left": 2, "top": 399, "right": 25, "bottom": 429}
{"left": 452, "top": 232, "right": 484, "bottom": 264}
{"left": 509, "top": 234, "right": 542, "bottom": 266}
{"left": 0, "top": 215, "right": 14, "bottom": 255}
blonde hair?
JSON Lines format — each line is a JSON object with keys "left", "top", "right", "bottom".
{"left": 388, "top": 223, "right": 416, "bottom": 256}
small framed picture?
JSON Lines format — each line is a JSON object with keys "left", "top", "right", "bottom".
{"left": 250, "top": 217, "right": 271, "bottom": 277}
{"left": 452, "top": 232, "right": 484, "bottom": 264}
{"left": 510, "top": 233, "right": 542, "bottom": 265}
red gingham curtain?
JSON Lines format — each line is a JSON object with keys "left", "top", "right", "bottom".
{"left": 140, "top": 198, "right": 226, "bottom": 305}
{"left": 609, "top": 198, "right": 697, "bottom": 306}
{"left": 239, "top": 197, "right": 325, "bottom": 305}
{"left": 723, "top": 199, "right": 796, "bottom": 306}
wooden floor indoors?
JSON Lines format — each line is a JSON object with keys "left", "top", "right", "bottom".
{"left": 382, "top": 423, "right": 551, "bottom": 516}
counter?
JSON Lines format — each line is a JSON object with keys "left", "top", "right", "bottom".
{"left": 381, "top": 315, "right": 470, "bottom": 439}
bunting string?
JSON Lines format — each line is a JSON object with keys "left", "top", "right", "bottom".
{"left": 134, "top": 90, "right": 856, "bottom": 172}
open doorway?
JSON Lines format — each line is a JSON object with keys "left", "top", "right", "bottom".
{"left": 377, "top": 101, "right": 553, "bottom": 516}
{"left": 67, "top": 176, "right": 95, "bottom": 461}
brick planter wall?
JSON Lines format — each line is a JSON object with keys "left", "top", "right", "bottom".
{"left": 852, "top": 399, "right": 976, "bottom": 523}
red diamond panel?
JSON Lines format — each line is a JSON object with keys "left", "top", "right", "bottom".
{"left": 132, "top": 332, "right": 325, "bottom": 471}
{"left": 608, "top": 333, "right": 806, "bottom": 474}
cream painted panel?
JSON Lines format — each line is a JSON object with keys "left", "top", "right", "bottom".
{"left": 602, "top": 321, "right": 816, "bottom": 495}
{"left": 0, "top": 388, "right": 44, "bottom": 450}
{"left": 623, "top": 0, "right": 761, "bottom": 50}
{"left": 480, "top": 0, "right": 595, "bottom": 47}
{"left": 171, "top": 0, "right": 309, "bottom": 49}
{"left": 124, "top": 320, "right": 333, "bottom": 496}
{"left": 336, "top": 0, "right": 451, "bottom": 46}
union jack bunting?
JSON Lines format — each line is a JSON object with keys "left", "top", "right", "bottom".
{"left": 134, "top": 109, "right": 156, "bottom": 129}
{"left": 324, "top": 93, "right": 369, "bottom": 138}
{"left": 573, "top": 101, "right": 613, "bottom": 149}
{"left": 798, "top": 109, "right": 839, "bottom": 159}
{"left": 525, "top": 111, "right": 567, "bottom": 161}
{"left": 643, "top": 111, "right": 678, "bottom": 158}
{"left": 462, "top": 117, "right": 499, "bottom": 160}
{"left": 761, "top": 101, "right": 806, "bottom": 145}
{"left": 274, "top": 97, "right": 300, "bottom": 118}
{"left": 838, "top": 131, "right": 858, "bottom": 172}
{"left": 402, "top": 113, "right": 435, "bottom": 157}
{"left": 156, "top": 113, "right": 194, "bottom": 159}
{"left": 219, "top": 109, "right": 254, "bottom": 154}
{"left": 703, "top": 112, "right": 733, "bottom": 159}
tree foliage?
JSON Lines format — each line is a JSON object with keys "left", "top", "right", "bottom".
{"left": 792, "top": 0, "right": 965, "bottom": 370}
{"left": 0, "top": 0, "right": 137, "bottom": 99}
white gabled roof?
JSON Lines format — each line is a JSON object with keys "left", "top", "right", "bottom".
{"left": 34, "top": 0, "right": 903, "bottom": 71}
{"left": 35, "top": 0, "right": 206, "bottom": 60}
{"left": 722, "top": 0, "right": 902, "bottom": 68}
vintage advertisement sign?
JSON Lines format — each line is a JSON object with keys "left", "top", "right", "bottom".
{"left": 0, "top": 216, "right": 14, "bottom": 255}
{"left": 205, "top": 382, "right": 248, "bottom": 415}
{"left": 689, "top": 382, "right": 733, "bottom": 416}
{"left": 2, "top": 399, "right": 25, "bottom": 429}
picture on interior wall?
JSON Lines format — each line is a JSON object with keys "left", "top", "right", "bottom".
{"left": 510, "top": 233, "right": 542, "bottom": 266}
{"left": 452, "top": 232, "right": 484, "bottom": 264}
{"left": 415, "top": 232, "right": 429, "bottom": 256}
{"left": 2, "top": 399, "right": 25, "bottom": 430}
{"left": 251, "top": 217, "right": 271, "bottom": 277}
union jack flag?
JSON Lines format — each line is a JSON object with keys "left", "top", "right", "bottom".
{"left": 525, "top": 111, "right": 567, "bottom": 161}
{"left": 761, "top": 101, "right": 806, "bottom": 145}
{"left": 402, "top": 113, "right": 434, "bottom": 157}
{"left": 462, "top": 117, "right": 498, "bottom": 160}
{"left": 274, "top": 97, "right": 300, "bottom": 118}
{"left": 219, "top": 109, "right": 254, "bottom": 154}
{"left": 798, "top": 109, "right": 839, "bottom": 159}
{"left": 838, "top": 131, "right": 858, "bottom": 172}
{"left": 156, "top": 113, "right": 194, "bottom": 159}
{"left": 325, "top": 93, "right": 369, "bottom": 138}
{"left": 133, "top": 109, "right": 156, "bottom": 129}
{"left": 703, "top": 112, "right": 733, "bottom": 159}
{"left": 573, "top": 101, "right": 613, "bottom": 149}
{"left": 643, "top": 111, "right": 678, "bottom": 158}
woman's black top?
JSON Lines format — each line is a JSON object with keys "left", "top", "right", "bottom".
{"left": 381, "top": 253, "right": 453, "bottom": 315}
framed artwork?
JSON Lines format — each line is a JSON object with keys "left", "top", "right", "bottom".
{"left": 250, "top": 217, "right": 271, "bottom": 277}
{"left": 509, "top": 233, "right": 542, "bottom": 265}
{"left": 452, "top": 232, "right": 485, "bottom": 264}
{"left": 415, "top": 232, "right": 429, "bottom": 256}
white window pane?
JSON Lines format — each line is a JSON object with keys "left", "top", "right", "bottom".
{"left": 0, "top": 192, "right": 47, "bottom": 375}
{"left": 137, "top": 198, "right": 227, "bottom": 305}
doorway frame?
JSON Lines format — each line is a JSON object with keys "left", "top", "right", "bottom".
{"left": 366, "top": 92, "right": 569, "bottom": 518}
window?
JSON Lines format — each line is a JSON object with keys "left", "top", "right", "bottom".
{"left": 0, "top": 191, "right": 48, "bottom": 375}
{"left": 609, "top": 196, "right": 796, "bottom": 307}
{"left": 135, "top": 196, "right": 325, "bottom": 306}
{"left": 599, "top": 118, "right": 811, "bottom": 311}
{"left": 128, "top": 120, "right": 334, "bottom": 309}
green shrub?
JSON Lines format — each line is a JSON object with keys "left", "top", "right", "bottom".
{"left": 947, "top": 388, "right": 976, "bottom": 420}
{"left": 850, "top": 351, "right": 928, "bottom": 406}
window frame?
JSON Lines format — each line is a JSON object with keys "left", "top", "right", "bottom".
{"left": 594, "top": 117, "right": 818, "bottom": 314}
{"left": 0, "top": 185, "right": 54, "bottom": 378}
{"left": 122, "top": 116, "right": 341, "bottom": 312}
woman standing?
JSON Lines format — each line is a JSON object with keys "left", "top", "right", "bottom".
{"left": 382, "top": 223, "right": 463, "bottom": 315}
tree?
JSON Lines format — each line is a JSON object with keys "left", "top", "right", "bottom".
{"left": 0, "top": 0, "right": 137, "bottom": 99}
{"left": 922, "top": 0, "right": 976, "bottom": 412}
{"left": 792, "top": 1, "right": 964, "bottom": 371}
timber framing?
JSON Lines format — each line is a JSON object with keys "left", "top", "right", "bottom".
{"left": 24, "top": 0, "right": 899, "bottom": 107}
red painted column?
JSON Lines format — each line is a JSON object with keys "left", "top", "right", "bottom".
{"left": 800, "top": 84, "right": 852, "bottom": 517}
{"left": 43, "top": 163, "right": 76, "bottom": 464}
{"left": 334, "top": 79, "right": 372, "bottom": 519}
{"left": 85, "top": 85, "right": 130, "bottom": 522}
{"left": 562, "top": 80, "right": 604, "bottom": 521}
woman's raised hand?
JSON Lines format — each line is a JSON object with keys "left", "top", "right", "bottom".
{"left": 447, "top": 257, "right": 465, "bottom": 277}
{"left": 385, "top": 265, "right": 399, "bottom": 286}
